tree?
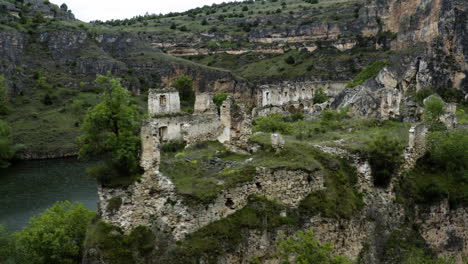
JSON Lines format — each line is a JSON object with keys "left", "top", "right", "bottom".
{"left": 0, "top": 225, "right": 14, "bottom": 263}
{"left": 77, "top": 74, "right": 142, "bottom": 184}
{"left": 0, "top": 75, "right": 9, "bottom": 115}
{"left": 0, "top": 120, "right": 17, "bottom": 169}
{"left": 424, "top": 96, "right": 445, "bottom": 125}
{"left": 201, "top": 19, "right": 208, "bottom": 26}
{"left": 173, "top": 75, "right": 195, "bottom": 112}
{"left": 278, "top": 230, "right": 354, "bottom": 264}
{"left": 15, "top": 201, "right": 95, "bottom": 264}
{"left": 60, "top": 3, "right": 68, "bottom": 11}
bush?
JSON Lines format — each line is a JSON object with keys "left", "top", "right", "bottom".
{"left": 285, "top": 55, "right": 295, "bottom": 65}
{"left": 161, "top": 140, "right": 187, "bottom": 153}
{"left": 0, "top": 75, "right": 9, "bottom": 115}
{"left": 278, "top": 230, "right": 353, "bottom": 264}
{"left": 399, "top": 129, "right": 468, "bottom": 206}
{"left": 346, "top": 61, "right": 391, "bottom": 88}
{"left": 366, "top": 136, "right": 404, "bottom": 188}
{"left": 313, "top": 88, "right": 328, "bottom": 104}
{"left": 414, "top": 88, "right": 433, "bottom": 104}
{"left": 15, "top": 201, "right": 95, "bottom": 264}
{"left": 213, "top": 92, "right": 229, "bottom": 109}
{"left": 253, "top": 114, "right": 294, "bottom": 134}
{"left": 424, "top": 96, "right": 445, "bottom": 124}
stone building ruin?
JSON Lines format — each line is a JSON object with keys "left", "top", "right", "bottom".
{"left": 148, "top": 88, "right": 181, "bottom": 116}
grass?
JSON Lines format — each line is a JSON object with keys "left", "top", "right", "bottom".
{"left": 456, "top": 104, "right": 468, "bottom": 124}
{"left": 346, "top": 60, "right": 391, "bottom": 88}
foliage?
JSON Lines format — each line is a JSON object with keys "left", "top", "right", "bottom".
{"left": 173, "top": 75, "right": 195, "bottom": 112}
{"left": 0, "top": 120, "right": 19, "bottom": 169}
{"left": 366, "top": 136, "right": 404, "bottom": 188}
{"left": 253, "top": 114, "right": 294, "bottom": 134}
{"left": 0, "top": 75, "right": 9, "bottom": 115}
{"left": 414, "top": 88, "right": 433, "bottom": 104}
{"left": 398, "top": 129, "right": 468, "bottom": 206}
{"left": 213, "top": 92, "right": 229, "bottom": 108}
{"left": 14, "top": 201, "right": 95, "bottom": 264}
{"left": 84, "top": 221, "right": 155, "bottom": 264}
{"left": 161, "top": 140, "right": 186, "bottom": 153}
{"left": 278, "top": 230, "right": 354, "bottom": 264}
{"left": 77, "top": 74, "right": 142, "bottom": 186}
{"left": 346, "top": 61, "right": 391, "bottom": 88}
{"left": 299, "top": 155, "right": 363, "bottom": 219}
{"left": 381, "top": 229, "right": 455, "bottom": 264}
{"left": 0, "top": 225, "right": 14, "bottom": 263}
{"left": 313, "top": 88, "right": 328, "bottom": 104}
{"left": 424, "top": 96, "right": 445, "bottom": 125}
{"left": 285, "top": 55, "right": 296, "bottom": 65}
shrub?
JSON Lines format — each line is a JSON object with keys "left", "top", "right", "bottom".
{"left": 366, "top": 136, "right": 404, "bottom": 188}
{"left": 0, "top": 75, "right": 9, "bottom": 115}
{"left": 0, "top": 120, "right": 20, "bottom": 169}
{"left": 313, "top": 88, "right": 328, "bottom": 104}
{"left": 285, "top": 55, "right": 295, "bottom": 65}
{"left": 278, "top": 230, "right": 353, "bottom": 264}
{"left": 253, "top": 114, "right": 294, "bottom": 134}
{"left": 424, "top": 96, "right": 445, "bottom": 124}
{"left": 414, "top": 88, "right": 433, "bottom": 104}
{"left": 346, "top": 61, "right": 391, "bottom": 88}
{"left": 213, "top": 93, "right": 229, "bottom": 109}
{"left": 161, "top": 140, "right": 187, "bottom": 153}
{"left": 15, "top": 201, "right": 95, "bottom": 264}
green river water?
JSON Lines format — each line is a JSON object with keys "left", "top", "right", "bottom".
{"left": 0, "top": 158, "right": 98, "bottom": 231}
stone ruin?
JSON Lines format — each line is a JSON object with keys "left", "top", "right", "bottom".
{"left": 145, "top": 88, "right": 252, "bottom": 152}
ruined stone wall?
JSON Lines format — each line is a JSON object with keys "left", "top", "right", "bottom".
{"left": 257, "top": 81, "right": 347, "bottom": 108}
{"left": 182, "top": 115, "right": 223, "bottom": 145}
{"left": 98, "top": 167, "right": 325, "bottom": 240}
{"left": 148, "top": 88, "right": 181, "bottom": 116}
{"left": 194, "top": 92, "right": 217, "bottom": 115}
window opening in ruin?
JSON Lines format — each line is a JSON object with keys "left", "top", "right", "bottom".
{"left": 266, "top": 92, "right": 270, "bottom": 101}
{"left": 160, "top": 95, "right": 167, "bottom": 107}
{"left": 284, "top": 92, "right": 288, "bottom": 97}
{"left": 159, "top": 126, "right": 168, "bottom": 142}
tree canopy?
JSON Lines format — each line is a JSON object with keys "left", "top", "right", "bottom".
{"left": 77, "top": 74, "right": 142, "bottom": 185}
{"left": 14, "top": 201, "right": 95, "bottom": 264}
{"left": 0, "top": 120, "right": 17, "bottom": 169}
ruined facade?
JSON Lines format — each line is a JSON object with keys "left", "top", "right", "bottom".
{"left": 148, "top": 88, "right": 181, "bottom": 116}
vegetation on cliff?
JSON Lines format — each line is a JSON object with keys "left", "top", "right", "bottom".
{"left": 77, "top": 74, "right": 143, "bottom": 187}
{"left": 398, "top": 128, "right": 468, "bottom": 207}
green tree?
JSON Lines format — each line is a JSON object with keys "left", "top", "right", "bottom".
{"left": 278, "top": 230, "right": 354, "bottom": 264}
{"left": 366, "top": 136, "right": 404, "bottom": 188}
{"left": 424, "top": 96, "right": 445, "bottom": 124}
{"left": 0, "top": 120, "right": 17, "bottom": 169}
{"left": 60, "top": 3, "right": 68, "bottom": 11}
{"left": 0, "top": 225, "right": 14, "bottom": 263}
{"left": 15, "top": 201, "right": 95, "bottom": 264}
{"left": 77, "top": 74, "right": 142, "bottom": 185}
{"left": 0, "top": 75, "right": 9, "bottom": 115}
{"left": 213, "top": 92, "right": 229, "bottom": 108}
{"left": 173, "top": 75, "right": 195, "bottom": 112}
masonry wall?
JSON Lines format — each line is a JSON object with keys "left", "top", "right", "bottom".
{"left": 148, "top": 89, "right": 181, "bottom": 116}
{"left": 98, "top": 167, "right": 325, "bottom": 240}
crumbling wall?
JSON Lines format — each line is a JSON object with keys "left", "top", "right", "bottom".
{"left": 148, "top": 88, "right": 181, "bottom": 116}
{"left": 98, "top": 167, "right": 325, "bottom": 240}
{"left": 194, "top": 92, "right": 217, "bottom": 115}
{"left": 140, "top": 120, "right": 160, "bottom": 171}
{"left": 219, "top": 97, "right": 252, "bottom": 153}
{"left": 182, "top": 115, "right": 222, "bottom": 145}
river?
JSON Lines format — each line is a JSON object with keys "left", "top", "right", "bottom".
{"left": 0, "top": 158, "right": 98, "bottom": 231}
